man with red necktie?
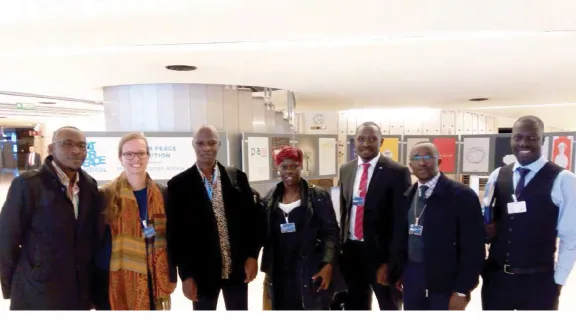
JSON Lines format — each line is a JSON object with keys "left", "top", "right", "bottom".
{"left": 24, "top": 146, "right": 41, "bottom": 171}
{"left": 338, "top": 122, "right": 412, "bottom": 310}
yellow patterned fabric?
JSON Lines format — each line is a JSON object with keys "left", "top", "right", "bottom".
{"left": 197, "top": 165, "right": 232, "bottom": 279}
{"left": 100, "top": 173, "right": 175, "bottom": 310}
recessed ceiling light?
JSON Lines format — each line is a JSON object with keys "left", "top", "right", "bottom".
{"left": 38, "top": 101, "right": 56, "bottom": 105}
{"left": 165, "top": 65, "right": 197, "bottom": 71}
{"left": 469, "top": 98, "right": 489, "bottom": 102}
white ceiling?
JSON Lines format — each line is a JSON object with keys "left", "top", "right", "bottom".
{"left": 1, "top": 0, "right": 576, "bottom": 128}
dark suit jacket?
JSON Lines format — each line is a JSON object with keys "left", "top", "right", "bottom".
{"left": 166, "top": 162, "right": 262, "bottom": 293}
{"left": 338, "top": 154, "right": 412, "bottom": 279}
{"left": 397, "top": 173, "right": 486, "bottom": 294}
{"left": 0, "top": 156, "right": 101, "bottom": 310}
{"left": 24, "top": 152, "right": 41, "bottom": 171}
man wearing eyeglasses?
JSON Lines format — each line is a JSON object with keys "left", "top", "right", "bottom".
{"left": 394, "top": 142, "right": 485, "bottom": 310}
{"left": 0, "top": 126, "right": 101, "bottom": 310}
{"left": 166, "top": 124, "right": 263, "bottom": 310}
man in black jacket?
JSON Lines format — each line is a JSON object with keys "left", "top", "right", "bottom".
{"left": 0, "top": 126, "right": 101, "bottom": 310}
{"left": 398, "top": 142, "right": 485, "bottom": 310}
{"left": 338, "top": 122, "right": 412, "bottom": 310}
{"left": 166, "top": 124, "right": 263, "bottom": 310}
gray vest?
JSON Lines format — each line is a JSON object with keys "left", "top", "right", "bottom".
{"left": 408, "top": 186, "right": 428, "bottom": 263}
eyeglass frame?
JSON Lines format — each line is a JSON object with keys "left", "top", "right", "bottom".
{"left": 52, "top": 140, "right": 88, "bottom": 150}
{"left": 121, "top": 151, "right": 149, "bottom": 160}
{"left": 408, "top": 154, "right": 438, "bottom": 162}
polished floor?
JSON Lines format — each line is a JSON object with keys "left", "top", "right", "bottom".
{"left": 0, "top": 170, "right": 573, "bottom": 311}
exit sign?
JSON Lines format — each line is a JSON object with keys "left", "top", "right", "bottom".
{"left": 15, "top": 103, "right": 35, "bottom": 109}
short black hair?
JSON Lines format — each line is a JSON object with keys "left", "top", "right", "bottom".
{"left": 514, "top": 115, "right": 544, "bottom": 130}
{"left": 356, "top": 121, "right": 382, "bottom": 137}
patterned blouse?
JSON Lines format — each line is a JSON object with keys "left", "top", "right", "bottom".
{"left": 198, "top": 164, "right": 232, "bottom": 279}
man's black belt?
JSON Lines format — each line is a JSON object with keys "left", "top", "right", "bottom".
{"left": 503, "top": 264, "right": 553, "bottom": 275}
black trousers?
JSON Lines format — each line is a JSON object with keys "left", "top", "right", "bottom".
{"left": 193, "top": 279, "right": 248, "bottom": 310}
{"left": 482, "top": 269, "right": 559, "bottom": 310}
{"left": 339, "top": 240, "right": 402, "bottom": 310}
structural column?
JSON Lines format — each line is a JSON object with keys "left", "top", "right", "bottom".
{"left": 102, "top": 83, "right": 290, "bottom": 168}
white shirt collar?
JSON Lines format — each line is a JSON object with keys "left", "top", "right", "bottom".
{"left": 357, "top": 153, "right": 380, "bottom": 168}
{"left": 512, "top": 155, "right": 547, "bottom": 174}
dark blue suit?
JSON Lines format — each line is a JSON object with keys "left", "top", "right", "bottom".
{"left": 394, "top": 173, "right": 486, "bottom": 310}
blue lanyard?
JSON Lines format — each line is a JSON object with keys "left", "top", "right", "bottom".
{"left": 203, "top": 167, "right": 218, "bottom": 200}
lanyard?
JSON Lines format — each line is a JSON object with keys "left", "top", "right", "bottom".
{"left": 203, "top": 167, "right": 218, "bottom": 200}
{"left": 141, "top": 203, "right": 149, "bottom": 229}
{"left": 413, "top": 191, "right": 427, "bottom": 225}
{"left": 414, "top": 204, "right": 427, "bottom": 225}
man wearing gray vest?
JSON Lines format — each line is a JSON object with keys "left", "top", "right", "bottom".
{"left": 482, "top": 115, "right": 576, "bottom": 310}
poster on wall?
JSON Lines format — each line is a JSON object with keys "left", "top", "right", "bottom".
{"left": 319, "top": 137, "right": 337, "bottom": 176}
{"left": 348, "top": 138, "right": 358, "bottom": 161}
{"left": 297, "top": 136, "right": 319, "bottom": 178}
{"left": 247, "top": 137, "right": 270, "bottom": 181}
{"left": 542, "top": 136, "right": 550, "bottom": 161}
{"left": 461, "top": 137, "right": 490, "bottom": 173}
{"left": 432, "top": 137, "right": 457, "bottom": 173}
{"left": 493, "top": 136, "right": 516, "bottom": 169}
{"left": 271, "top": 136, "right": 291, "bottom": 178}
{"left": 82, "top": 137, "right": 123, "bottom": 181}
{"left": 406, "top": 137, "right": 430, "bottom": 171}
{"left": 380, "top": 137, "right": 399, "bottom": 162}
{"left": 145, "top": 137, "right": 196, "bottom": 179}
{"left": 552, "top": 135, "right": 573, "bottom": 171}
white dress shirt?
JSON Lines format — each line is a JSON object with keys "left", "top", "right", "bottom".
{"left": 349, "top": 154, "right": 380, "bottom": 241}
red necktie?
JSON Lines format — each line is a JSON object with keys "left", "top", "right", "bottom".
{"left": 354, "top": 163, "right": 370, "bottom": 240}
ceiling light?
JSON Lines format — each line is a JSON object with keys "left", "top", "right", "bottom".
{"left": 470, "top": 102, "right": 576, "bottom": 110}
{"left": 38, "top": 101, "right": 56, "bottom": 105}
{"left": 165, "top": 65, "right": 197, "bottom": 71}
{"left": 469, "top": 98, "right": 488, "bottom": 102}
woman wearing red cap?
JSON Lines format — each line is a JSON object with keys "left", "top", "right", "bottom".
{"left": 260, "top": 146, "right": 341, "bottom": 310}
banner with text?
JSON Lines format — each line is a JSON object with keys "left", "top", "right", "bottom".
{"left": 146, "top": 137, "right": 196, "bottom": 179}
{"left": 82, "top": 137, "right": 122, "bottom": 181}
{"left": 82, "top": 136, "right": 196, "bottom": 181}
{"left": 247, "top": 136, "right": 270, "bottom": 181}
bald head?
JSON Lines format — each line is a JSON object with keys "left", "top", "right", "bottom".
{"left": 514, "top": 115, "right": 544, "bottom": 130}
{"left": 193, "top": 124, "right": 220, "bottom": 166}
{"left": 411, "top": 142, "right": 438, "bottom": 157}
{"left": 409, "top": 141, "right": 441, "bottom": 182}
{"left": 511, "top": 115, "right": 544, "bottom": 166}
{"left": 48, "top": 126, "right": 87, "bottom": 175}
{"left": 52, "top": 126, "right": 83, "bottom": 142}
{"left": 194, "top": 124, "right": 220, "bottom": 140}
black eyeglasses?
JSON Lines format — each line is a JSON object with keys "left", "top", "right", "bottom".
{"left": 122, "top": 151, "right": 148, "bottom": 160}
{"left": 53, "top": 140, "right": 87, "bottom": 150}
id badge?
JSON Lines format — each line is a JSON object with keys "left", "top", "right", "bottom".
{"left": 507, "top": 201, "right": 527, "bottom": 214}
{"left": 143, "top": 225, "right": 156, "bottom": 239}
{"left": 280, "top": 222, "right": 296, "bottom": 234}
{"left": 409, "top": 224, "right": 423, "bottom": 236}
{"left": 352, "top": 196, "right": 364, "bottom": 206}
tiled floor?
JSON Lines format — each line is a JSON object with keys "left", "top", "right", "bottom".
{"left": 0, "top": 169, "right": 573, "bottom": 311}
